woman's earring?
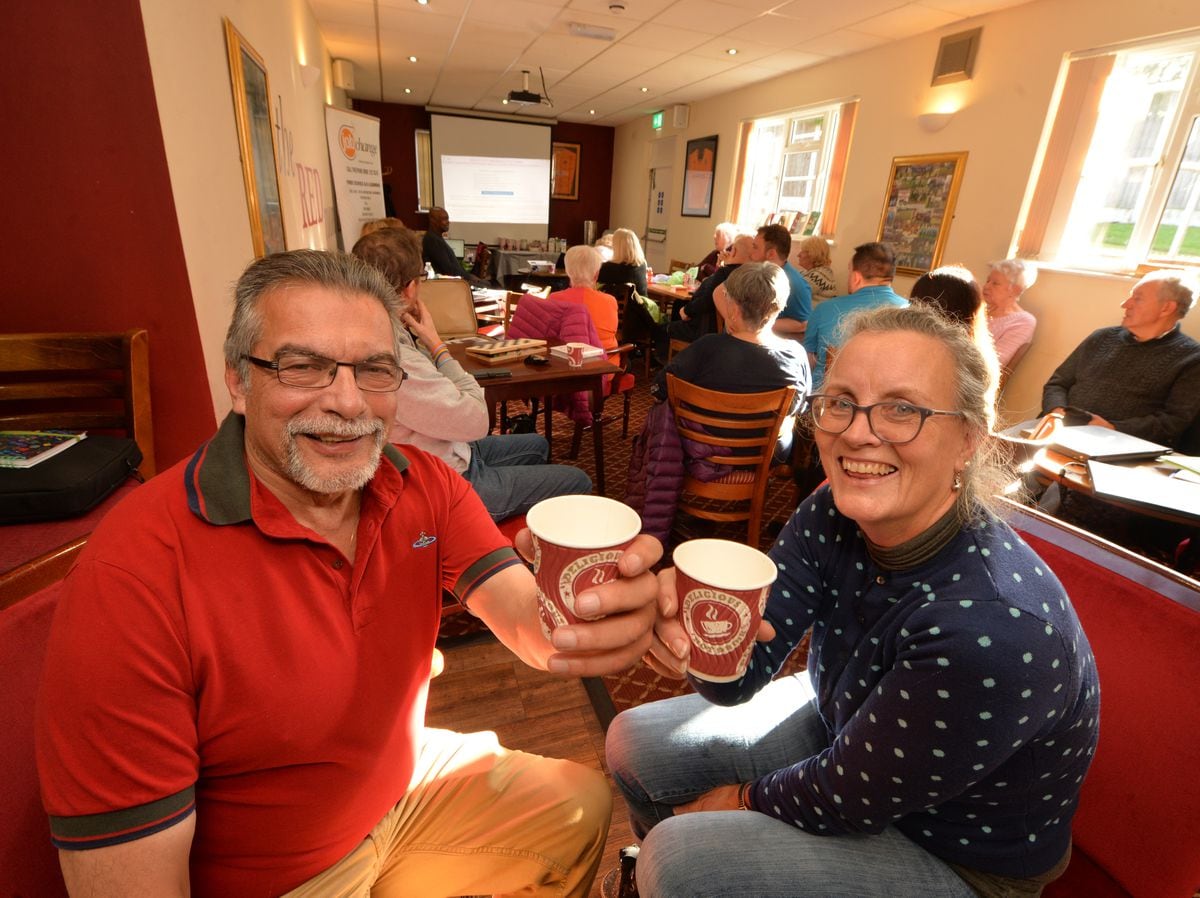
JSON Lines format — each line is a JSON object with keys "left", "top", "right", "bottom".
{"left": 953, "top": 472, "right": 963, "bottom": 491}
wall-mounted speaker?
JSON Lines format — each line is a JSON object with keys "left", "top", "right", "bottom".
{"left": 931, "top": 28, "right": 981, "bottom": 86}
{"left": 672, "top": 104, "right": 690, "bottom": 129}
{"left": 332, "top": 59, "right": 355, "bottom": 91}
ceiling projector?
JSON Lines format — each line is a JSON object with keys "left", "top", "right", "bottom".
{"left": 506, "top": 69, "right": 552, "bottom": 107}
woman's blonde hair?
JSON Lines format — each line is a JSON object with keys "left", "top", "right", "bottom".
{"left": 796, "top": 235, "right": 831, "bottom": 267}
{"left": 610, "top": 228, "right": 646, "bottom": 266}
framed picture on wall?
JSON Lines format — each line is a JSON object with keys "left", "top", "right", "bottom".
{"left": 877, "top": 152, "right": 967, "bottom": 275}
{"left": 224, "top": 19, "right": 286, "bottom": 258}
{"left": 551, "top": 142, "right": 580, "bottom": 200}
{"left": 681, "top": 135, "right": 718, "bottom": 217}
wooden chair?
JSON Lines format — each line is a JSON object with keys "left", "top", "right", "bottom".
{"left": 600, "top": 282, "right": 655, "bottom": 379}
{"left": 668, "top": 258, "right": 692, "bottom": 274}
{"left": 998, "top": 338, "right": 1032, "bottom": 396}
{"left": 667, "top": 306, "right": 725, "bottom": 361}
{"left": 666, "top": 374, "right": 796, "bottom": 547}
{"left": 418, "top": 277, "right": 479, "bottom": 340}
{"left": 471, "top": 242, "right": 493, "bottom": 282}
{"left": 1003, "top": 499, "right": 1200, "bottom": 898}
{"left": 0, "top": 329, "right": 155, "bottom": 477}
{"left": 568, "top": 342, "right": 636, "bottom": 460}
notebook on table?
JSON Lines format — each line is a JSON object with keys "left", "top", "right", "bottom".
{"left": 1087, "top": 460, "right": 1200, "bottom": 522}
{"left": 1049, "top": 425, "right": 1168, "bottom": 462}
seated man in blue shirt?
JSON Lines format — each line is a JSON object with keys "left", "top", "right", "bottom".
{"left": 750, "top": 224, "right": 811, "bottom": 341}
{"left": 804, "top": 241, "right": 908, "bottom": 387}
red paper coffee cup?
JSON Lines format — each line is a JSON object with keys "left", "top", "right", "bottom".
{"left": 674, "top": 539, "right": 777, "bottom": 682}
{"left": 566, "top": 344, "right": 585, "bottom": 367}
{"left": 526, "top": 495, "right": 642, "bottom": 638}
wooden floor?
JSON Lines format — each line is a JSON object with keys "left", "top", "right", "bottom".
{"left": 425, "top": 632, "right": 633, "bottom": 898}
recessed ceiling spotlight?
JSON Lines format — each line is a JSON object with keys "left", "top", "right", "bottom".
{"left": 589, "top": 109, "right": 596, "bottom": 115}
{"left": 408, "top": 55, "right": 418, "bottom": 63}
{"left": 502, "top": 98, "right": 510, "bottom": 104}
{"left": 416, "top": 0, "right": 429, "bottom": 4}
{"left": 727, "top": 48, "right": 738, "bottom": 55}
{"left": 640, "top": 86, "right": 648, "bottom": 92}
{"left": 404, "top": 87, "right": 412, "bottom": 94}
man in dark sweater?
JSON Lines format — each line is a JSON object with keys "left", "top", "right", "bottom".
{"left": 1040, "top": 270, "right": 1200, "bottom": 447}
{"left": 1040, "top": 270, "right": 1200, "bottom": 552}
{"left": 422, "top": 206, "right": 488, "bottom": 286}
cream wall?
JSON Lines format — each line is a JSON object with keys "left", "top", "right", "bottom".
{"left": 139, "top": 0, "right": 348, "bottom": 418}
{"left": 611, "top": 0, "right": 1200, "bottom": 424}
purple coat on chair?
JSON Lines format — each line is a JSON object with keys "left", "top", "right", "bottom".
{"left": 506, "top": 295, "right": 603, "bottom": 424}
{"left": 625, "top": 401, "right": 684, "bottom": 544}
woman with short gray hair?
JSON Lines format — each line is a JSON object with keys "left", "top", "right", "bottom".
{"left": 982, "top": 258, "right": 1038, "bottom": 372}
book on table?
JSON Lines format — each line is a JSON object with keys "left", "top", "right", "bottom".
{"left": 0, "top": 430, "right": 88, "bottom": 469}
{"left": 550, "top": 342, "right": 605, "bottom": 360}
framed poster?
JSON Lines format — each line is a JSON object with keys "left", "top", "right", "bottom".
{"left": 551, "top": 142, "right": 580, "bottom": 200}
{"left": 224, "top": 19, "right": 286, "bottom": 257}
{"left": 877, "top": 152, "right": 967, "bottom": 275}
{"left": 682, "top": 135, "right": 718, "bottom": 217}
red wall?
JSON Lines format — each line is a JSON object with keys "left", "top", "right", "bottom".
{"left": 0, "top": 1, "right": 216, "bottom": 469}
{"left": 352, "top": 101, "right": 615, "bottom": 245}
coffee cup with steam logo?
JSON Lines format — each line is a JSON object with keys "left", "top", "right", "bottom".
{"left": 526, "top": 495, "right": 643, "bottom": 638}
{"left": 673, "top": 539, "right": 778, "bottom": 681}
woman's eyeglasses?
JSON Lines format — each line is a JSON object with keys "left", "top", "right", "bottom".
{"left": 808, "top": 394, "right": 964, "bottom": 444}
{"left": 243, "top": 353, "right": 406, "bottom": 392}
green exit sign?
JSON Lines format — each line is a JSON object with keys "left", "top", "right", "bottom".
{"left": 651, "top": 111, "right": 663, "bottom": 130}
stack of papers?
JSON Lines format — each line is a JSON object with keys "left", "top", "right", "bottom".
{"left": 1087, "top": 459, "right": 1200, "bottom": 520}
{"left": 1159, "top": 455, "right": 1200, "bottom": 485}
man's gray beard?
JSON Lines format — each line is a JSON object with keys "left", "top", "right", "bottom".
{"left": 283, "top": 415, "right": 386, "bottom": 494}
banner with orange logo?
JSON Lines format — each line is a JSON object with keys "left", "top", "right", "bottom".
{"left": 324, "top": 106, "right": 385, "bottom": 250}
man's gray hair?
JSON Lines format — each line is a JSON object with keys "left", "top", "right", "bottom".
{"left": 565, "top": 244, "right": 602, "bottom": 286}
{"left": 1144, "top": 269, "right": 1197, "bottom": 318}
{"left": 224, "top": 250, "right": 404, "bottom": 385}
{"left": 987, "top": 258, "right": 1038, "bottom": 294}
{"left": 724, "top": 261, "right": 788, "bottom": 329}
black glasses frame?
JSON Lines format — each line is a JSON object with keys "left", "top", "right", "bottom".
{"left": 243, "top": 354, "right": 406, "bottom": 393}
{"left": 808, "top": 393, "right": 965, "bottom": 445}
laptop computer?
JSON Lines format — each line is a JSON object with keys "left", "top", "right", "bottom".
{"left": 444, "top": 237, "right": 465, "bottom": 260}
{"left": 1050, "top": 425, "right": 1168, "bottom": 463}
{"left": 1087, "top": 459, "right": 1200, "bottom": 521}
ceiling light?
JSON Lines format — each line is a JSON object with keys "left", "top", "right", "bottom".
{"left": 404, "top": 87, "right": 412, "bottom": 94}
{"left": 589, "top": 109, "right": 596, "bottom": 115}
{"left": 416, "top": 0, "right": 429, "bottom": 4}
{"left": 726, "top": 48, "right": 738, "bottom": 56}
{"left": 569, "top": 22, "right": 616, "bottom": 41}
{"left": 640, "top": 86, "right": 648, "bottom": 93}
{"left": 502, "top": 98, "right": 510, "bottom": 105}
{"left": 408, "top": 55, "right": 418, "bottom": 63}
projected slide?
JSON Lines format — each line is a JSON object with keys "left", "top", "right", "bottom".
{"left": 441, "top": 155, "right": 550, "bottom": 224}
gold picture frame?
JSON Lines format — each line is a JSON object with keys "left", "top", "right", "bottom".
{"left": 551, "top": 142, "right": 580, "bottom": 201}
{"left": 224, "top": 19, "right": 286, "bottom": 257}
{"left": 877, "top": 152, "right": 967, "bottom": 275}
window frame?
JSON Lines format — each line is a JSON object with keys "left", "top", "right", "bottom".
{"left": 1019, "top": 30, "right": 1200, "bottom": 274}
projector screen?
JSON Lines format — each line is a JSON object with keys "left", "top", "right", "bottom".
{"left": 430, "top": 113, "right": 551, "bottom": 247}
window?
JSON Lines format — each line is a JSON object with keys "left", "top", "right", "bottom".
{"left": 732, "top": 100, "right": 857, "bottom": 236}
{"left": 1022, "top": 33, "right": 1200, "bottom": 271}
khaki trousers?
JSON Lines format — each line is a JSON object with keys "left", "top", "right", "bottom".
{"left": 284, "top": 728, "right": 611, "bottom": 898}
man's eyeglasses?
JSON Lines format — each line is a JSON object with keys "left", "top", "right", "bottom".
{"left": 243, "top": 353, "right": 406, "bottom": 392}
{"left": 808, "top": 394, "right": 964, "bottom": 445}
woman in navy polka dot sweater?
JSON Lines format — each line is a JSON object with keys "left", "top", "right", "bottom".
{"left": 608, "top": 305, "right": 1099, "bottom": 897}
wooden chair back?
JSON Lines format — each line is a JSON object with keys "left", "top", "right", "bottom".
{"left": 668, "top": 258, "right": 692, "bottom": 274}
{"left": 418, "top": 277, "right": 478, "bottom": 340}
{"left": 666, "top": 374, "right": 796, "bottom": 547}
{"left": 998, "top": 338, "right": 1033, "bottom": 395}
{"left": 600, "top": 281, "right": 655, "bottom": 378}
{"left": 0, "top": 330, "right": 155, "bottom": 477}
{"left": 472, "top": 242, "right": 493, "bottom": 280}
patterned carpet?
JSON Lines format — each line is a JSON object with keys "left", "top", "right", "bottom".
{"left": 442, "top": 368, "right": 814, "bottom": 727}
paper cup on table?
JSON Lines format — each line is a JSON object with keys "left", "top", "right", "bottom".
{"left": 566, "top": 344, "right": 585, "bottom": 367}
{"left": 526, "top": 495, "right": 642, "bottom": 638}
{"left": 674, "top": 539, "right": 777, "bottom": 682}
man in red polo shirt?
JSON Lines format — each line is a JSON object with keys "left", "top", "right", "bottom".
{"left": 35, "top": 250, "right": 666, "bottom": 897}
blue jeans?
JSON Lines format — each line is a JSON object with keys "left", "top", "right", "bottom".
{"left": 464, "top": 434, "right": 591, "bottom": 522}
{"left": 605, "top": 676, "right": 977, "bottom": 898}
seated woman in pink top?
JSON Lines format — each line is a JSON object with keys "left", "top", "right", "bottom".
{"left": 550, "top": 245, "right": 619, "bottom": 350}
{"left": 982, "top": 258, "right": 1038, "bottom": 376}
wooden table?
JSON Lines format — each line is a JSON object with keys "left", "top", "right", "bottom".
{"left": 502, "top": 270, "right": 569, "bottom": 293}
{"left": 647, "top": 282, "right": 694, "bottom": 320}
{"left": 1030, "top": 446, "right": 1200, "bottom": 528}
{"left": 448, "top": 344, "right": 619, "bottom": 495}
